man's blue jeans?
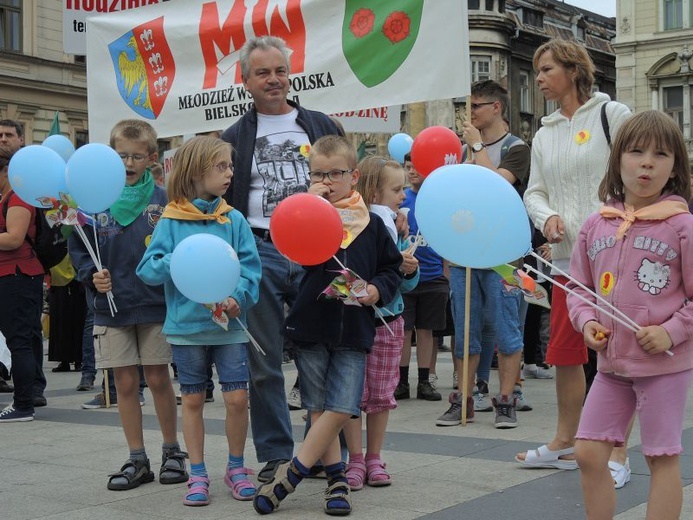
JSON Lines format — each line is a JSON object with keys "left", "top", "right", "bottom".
{"left": 247, "top": 237, "right": 303, "bottom": 462}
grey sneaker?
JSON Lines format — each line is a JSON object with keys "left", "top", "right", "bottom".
{"left": 473, "top": 381, "right": 493, "bottom": 412}
{"left": 436, "top": 392, "right": 462, "bottom": 426}
{"left": 82, "top": 393, "right": 117, "bottom": 409}
{"left": 514, "top": 384, "right": 533, "bottom": 411}
{"left": 287, "top": 386, "right": 301, "bottom": 410}
{"left": 522, "top": 365, "right": 553, "bottom": 379}
{"left": 492, "top": 394, "right": 518, "bottom": 429}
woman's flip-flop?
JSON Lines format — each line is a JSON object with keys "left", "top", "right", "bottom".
{"left": 515, "top": 444, "right": 578, "bottom": 470}
{"left": 609, "top": 458, "right": 631, "bottom": 489}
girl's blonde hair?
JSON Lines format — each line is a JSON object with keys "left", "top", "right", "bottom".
{"left": 167, "top": 136, "right": 233, "bottom": 202}
{"left": 533, "top": 39, "right": 595, "bottom": 105}
{"left": 356, "top": 155, "right": 404, "bottom": 204}
{"left": 598, "top": 110, "right": 691, "bottom": 203}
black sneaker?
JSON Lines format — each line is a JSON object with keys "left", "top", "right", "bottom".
{"left": 0, "top": 379, "right": 13, "bottom": 393}
{"left": 0, "top": 405, "right": 34, "bottom": 423}
{"left": 416, "top": 381, "right": 441, "bottom": 401}
{"left": 394, "top": 381, "right": 410, "bottom": 400}
{"left": 33, "top": 395, "right": 47, "bottom": 407}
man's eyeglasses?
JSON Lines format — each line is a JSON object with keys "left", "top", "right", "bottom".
{"left": 308, "top": 169, "right": 354, "bottom": 182}
{"left": 215, "top": 162, "right": 232, "bottom": 173}
{"left": 118, "top": 153, "right": 149, "bottom": 163}
{"left": 469, "top": 101, "right": 496, "bottom": 111}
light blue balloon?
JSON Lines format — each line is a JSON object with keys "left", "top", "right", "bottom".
{"left": 42, "top": 134, "right": 76, "bottom": 162}
{"left": 415, "top": 164, "right": 531, "bottom": 268}
{"left": 170, "top": 234, "right": 241, "bottom": 304}
{"left": 66, "top": 143, "right": 126, "bottom": 213}
{"left": 388, "top": 133, "right": 414, "bottom": 163}
{"left": 8, "top": 145, "right": 67, "bottom": 207}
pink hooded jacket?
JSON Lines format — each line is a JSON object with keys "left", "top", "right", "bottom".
{"left": 567, "top": 195, "right": 693, "bottom": 378}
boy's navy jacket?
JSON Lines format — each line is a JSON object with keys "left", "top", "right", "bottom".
{"left": 284, "top": 213, "right": 402, "bottom": 352}
{"left": 68, "top": 187, "right": 168, "bottom": 327}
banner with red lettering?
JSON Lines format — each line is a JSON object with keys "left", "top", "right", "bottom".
{"left": 64, "top": 0, "right": 172, "bottom": 55}
{"left": 86, "top": 0, "right": 469, "bottom": 142}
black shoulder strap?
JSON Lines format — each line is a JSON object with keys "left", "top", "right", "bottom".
{"left": 601, "top": 101, "right": 611, "bottom": 147}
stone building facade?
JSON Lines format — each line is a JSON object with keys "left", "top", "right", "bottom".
{"left": 1, "top": 1, "right": 618, "bottom": 152}
{"left": 614, "top": 0, "right": 693, "bottom": 153}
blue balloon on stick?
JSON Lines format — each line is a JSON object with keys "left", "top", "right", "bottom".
{"left": 66, "top": 143, "right": 126, "bottom": 213}
{"left": 8, "top": 145, "right": 67, "bottom": 207}
{"left": 415, "top": 164, "right": 531, "bottom": 268}
{"left": 42, "top": 134, "right": 76, "bottom": 162}
{"left": 170, "top": 234, "right": 241, "bottom": 304}
{"left": 387, "top": 133, "right": 414, "bottom": 163}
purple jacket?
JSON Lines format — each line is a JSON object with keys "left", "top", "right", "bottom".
{"left": 568, "top": 195, "right": 693, "bottom": 377}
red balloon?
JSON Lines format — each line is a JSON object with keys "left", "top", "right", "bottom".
{"left": 410, "top": 126, "right": 463, "bottom": 177}
{"left": 270, "top": 193, "right": 343, "bottom": 266}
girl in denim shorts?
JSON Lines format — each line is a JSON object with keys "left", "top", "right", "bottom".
{"left": 137, "top": 136, "right": 261, "bottom": 507}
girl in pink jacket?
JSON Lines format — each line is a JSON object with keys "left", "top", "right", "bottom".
{"left": 567, "top": 110, "right": 693, "bottom": 520}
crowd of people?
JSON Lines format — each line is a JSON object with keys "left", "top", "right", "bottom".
{"left": 1, "top": 34, "right": 692, "bottom": 520}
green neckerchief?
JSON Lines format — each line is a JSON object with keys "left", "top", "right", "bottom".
{"left": 109, "top": 168, "right": 155, "bottom": 226}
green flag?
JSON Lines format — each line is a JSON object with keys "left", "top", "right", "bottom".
{"left": 49, "top": 111, "right": 61, "bottom": 136}
{"left": 357, "top": 140, "right": 367, "bottom": 161}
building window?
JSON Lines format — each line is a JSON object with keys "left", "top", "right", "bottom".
{"left": 523, "top": 9, "right": 544, "bottom": 28}
{"left": 471, "top": 56, "right": 491, "bottom": 82}
{"left": 663, "top": 0, "right": 689, "bottom": 29}
{"left": 75, "top": 131, "right": 89, "bottom": 149}
{"left": 663, "top": 85, "right": 684, "bottom": 128}
{"left": 545, "top": 99, "right": 558, "bottom": 114}
{"left": 519, "top": 70, "right": 532, "bottom": 113}
{"left": 468, "top": 0, "right": 480, "bottom": 10}
{"left": 0, "top": 0, "right": 21, "bottom": 52}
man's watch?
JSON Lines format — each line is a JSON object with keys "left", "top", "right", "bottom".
{"left": 471, "top": 142, "right": 485, "bottom": 153}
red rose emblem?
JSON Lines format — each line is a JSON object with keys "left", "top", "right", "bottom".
{"left": 349, "top": 8, "right": 375, "bottom": 38}
{"left": 382, "top": 11, "right": 411, "bottom": 44}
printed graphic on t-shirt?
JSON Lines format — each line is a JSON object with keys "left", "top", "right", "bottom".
{"left": 254, "top": 133, "right": 311, "bottom": 217}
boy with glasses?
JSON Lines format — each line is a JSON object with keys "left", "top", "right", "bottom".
{"left": 69, "top": 119, "right": 187, "bottom": 490}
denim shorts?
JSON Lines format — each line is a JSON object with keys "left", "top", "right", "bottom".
{"left": 450, "top": 266, "right": 523, "bottom": 358}
{"left": 293, "top": 342, "right": 366, "bottom": 417}
{"left": 172, "top": 343, "right": 248, "bottom": 394}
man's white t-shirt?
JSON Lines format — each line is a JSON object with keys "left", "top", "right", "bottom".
{"left": 246, "top": 109, "right": 311, "bottom": 229}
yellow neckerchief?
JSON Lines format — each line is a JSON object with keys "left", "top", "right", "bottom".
{"left": 161, "top": 199, "right": 233, "bottom": 224}
{"left": 333, "top": 190, "right": 370, "bottom": 249}
{"left": 599, "top": 199, "right": 690, "bottom": 240}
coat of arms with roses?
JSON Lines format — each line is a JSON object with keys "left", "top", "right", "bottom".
{"left": 342, "top": 0, "right": 423, "bottom": 87}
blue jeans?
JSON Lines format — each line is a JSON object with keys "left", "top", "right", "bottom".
{"left": 247, "top": 238, "right": 304, "bottom": 462}
{"left": 450, "top": 267, "right": 523, "bottom": 359}
{"left": 0, "top": 273, "right": 44, "bottom": 412}
{"left": 173, "top": 343, "right": 247, "bottom": 394}
{"left": 293, "top": 342, "right": 366, "bottom": 417}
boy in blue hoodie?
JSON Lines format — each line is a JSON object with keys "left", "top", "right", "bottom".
{"left": 69, "top": 120, "right": 187, "bottom": 491}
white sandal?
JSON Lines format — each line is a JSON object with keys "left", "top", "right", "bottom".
{"left": 609, "top": 458, "right": 631, "bottom": 489}
{"left": 515, "top": 444, "right": 578, "bottom": 470}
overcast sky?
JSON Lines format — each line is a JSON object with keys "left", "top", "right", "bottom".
{"left": 562, "top": 0, "right": 616, "bottom": 18}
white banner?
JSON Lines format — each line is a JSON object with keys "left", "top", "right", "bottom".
{"left": 63, "top": 0, "right": 172, "bottom": 55}
{"left": 86, "top": 0, "right": 470, "bottom": 143}
{"left": 331, "top": 105, "right": 400, "bottom": 134}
